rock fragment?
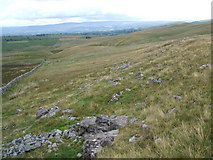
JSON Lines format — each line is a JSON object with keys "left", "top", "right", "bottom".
{"left": 147, "top": 77, "right": 162, "bottom": 84}
{"left": 108, "top": 78, "right": 122, "bottom": 85}
{"left": 113, "top": 62, "right": 133, "bottom": 70}
{"left": 108, "top": 91, "right": 124, "bottom": 104}
{"left": 16, "top": 109, "right": 22, "bottom": 114}
{"left": 136, "top": 72, "right": 144, "bottom": 80}
{"left": 199, "top": 63, "right": 211, "bottom": 70}
{"left": 129, "top": 136, "right": 136, "bottom": 142}
{"left": 173, "top": 95, "right": 182, "bottom": 100}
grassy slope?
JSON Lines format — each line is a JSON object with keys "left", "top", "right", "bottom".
{"left": 2, "top": 22, "right": 211, "bottom": 158}
{"left": 1, "top": 35, "right": 94, "bottom": 85}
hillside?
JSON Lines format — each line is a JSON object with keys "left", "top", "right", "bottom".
{"left": 1, "top": 22, "right": 211, "bottom": 158}
{"left": 2, "top": 21, "right": 171, "bottom": 36}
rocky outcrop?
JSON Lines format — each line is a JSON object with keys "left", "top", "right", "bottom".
{"left": 0, "top": 63, "right": 43, "bottom": 94}
{"left": 64, "top": 115, "right": 128, "bottom": 158}
{"left": 36, "top": 106, "right": 61, "bottom": 119}
{"left": 2, "top": 115, "right": 129, "bottom": 158}
{"left": 36, "top": 106, "right": 74, "bottom": 119}
{"left": 2, "top": 129, "right": 63, "bottom": 158}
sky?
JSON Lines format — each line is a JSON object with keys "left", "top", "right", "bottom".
{"left": 0, "top": 0, "right": 211, "bottom": 27}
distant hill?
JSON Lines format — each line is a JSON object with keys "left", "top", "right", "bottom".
{"left": 2, "top": 21, "right": 175, "bottom": 36}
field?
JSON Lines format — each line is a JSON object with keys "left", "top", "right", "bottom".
{"left": 1, "top": 22, "right": 211, "bottom": 158}
{"left": 2, "top": 34, "right": 98, "bottom": 85}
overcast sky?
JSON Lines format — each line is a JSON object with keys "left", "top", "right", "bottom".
{"left": 0, "top": 0, "right": 211, "bottom": 27}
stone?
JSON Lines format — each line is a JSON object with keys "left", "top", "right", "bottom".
{"left": 36, "top": 106, "right": 61, "bottom": 119}
{"left": 45, "top": 106, "right": 61, "bottom": 118}
{"left": 77, "top": 153, "right": 82, "bottom": 158}
{"left": 52, "top": 143, "right": 57, "bottom": 148}
{"left": 199, "top": 63, "right": 211, "bottom": 70}
{"left": 108, "top": 78, "right": 122, "bottom": 85}
{"left": 173, "top": 95, "right": 182, "bottom": 100}
{"left": 40, "top": 132, "right": 49, "bottom": 140}
{"left": 129, "top": 117, "right": 138, "bottom": 123}
{"left": 129, "top": 136, "right": 136, "bottom": 142}
{"left": 62, "top": 109, "right": 73, "bottom": 113}
{"left": 79, "top": 117, "right": 97, "bottom": 128}
{"left": 155, "top": 138, "right": 162, "bottom": 143}
{"left": 141, "top": 120, "right": 145, "bottom": 123}
{"left": 23, "top": 134, "right": 32, "bottom": 140}
{"left": 166, "top": 108, "right": 176, "bottom": 114}
{"left": 141, "top": 124, "right": 148, "bottom": 129}
{"left": 140, "top": 84, "right": 145, "bottom": 88}
{"left": 62, "top": 115, "right": 76, "bottom": 120}
{"left": 36, "top": 108, "right": 49, "bottom": 119}
{"left": 49, "top": 129, "right": 62, "bottom": 139}
{"left": 83, "top": 139, "right": 103, "bottom": 158}
{"left": 16, "top": 109, "right": 22, "bottom": 114}
{"left": 3, "top": 125, "right": 9, "bottom": 130}
{"left": 147, "top": 77, "right": 162, "bottom": 84}
{"left": 108, "top": 91, "right": 124, "bottom": 104}
{"left": 135, "top": 102, "right": 146, "bottom": 107}
{"left": 40, "top": 98, "right": 46, "bottom": 102}
{"left": 65, "top": 115, "right": 128, "bottom": 158}
{"left": 113, "top": 62, "right": 133, "bottom": 70}
{"left": 2, "top": 128, "right": 64, "bottom": 158}
{"left": 125, "top": 88, "right": 131, "bottom": 91}
{"left": 45, "top": 140, "right": 52, "bottom": 145}
{"left": 136, "top": 72, "right": 144, "bottom": 80}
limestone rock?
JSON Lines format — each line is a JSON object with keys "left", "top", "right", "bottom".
{"left": 129, "top": 136, "right": 136, "bottom": 142}
{"left": 147, "top": 77, "right": 162, "bottom": 84}
{"left": 199, "top": 63, "right": 211, "bottom": 70}
{"left": 62, "top": 109, "right": 73, "bottom": 113}
{"left": 173, "top": 95, "right": 182, "bottom": 100}
{"left": 36, "top": 108, "right": 49, "bottom": 119}
{"left": 108, "top": 78, "right": 122, "bottom": 85}
{"left": 136, "top": 72, "right": 144, "bottom": 80}
{"left": 113, "top": 62, "right": 133, "bottom": 70}
{"left": 16, "top": 109, "right": 22, "bottom": 114}
{"left": 108, "top": 91, "right": 124, "bottom": 104}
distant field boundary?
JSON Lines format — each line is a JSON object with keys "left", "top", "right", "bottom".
{"left": 1, "top": 62, "right": 43, "bottom": 94}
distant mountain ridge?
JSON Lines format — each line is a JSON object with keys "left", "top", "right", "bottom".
{"left": 2, "top": 21, "right": 176, "bottom": 36}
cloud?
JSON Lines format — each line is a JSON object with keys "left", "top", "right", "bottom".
{"left": 0, "top": 0, "right": 211, "bottom": 27}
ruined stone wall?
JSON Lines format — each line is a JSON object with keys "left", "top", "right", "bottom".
{"left": 1, "top": 63, "right": 43, "bottom": 94}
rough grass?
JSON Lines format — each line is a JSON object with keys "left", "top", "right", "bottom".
{"left": 2, "top": 22, "right": 211, "bottom": 158}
